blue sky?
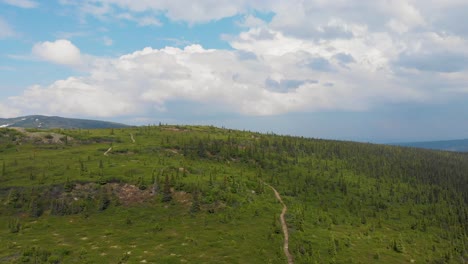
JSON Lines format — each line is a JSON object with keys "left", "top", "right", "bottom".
{"left": 1, "top": 0, "right": 468, "bottom": 142}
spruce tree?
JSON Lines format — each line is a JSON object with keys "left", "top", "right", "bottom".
{"left": 190, "top": 190, "right": 200, "bottom": 214}
{"left": 162, "top": 175, "right": 172, "bottom": 202}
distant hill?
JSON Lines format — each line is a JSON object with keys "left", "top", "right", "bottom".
{"left": 0, "top": 115, "right": 130, "bottom": 129}
{"left": 394, "top": 138, "right": 468, "bottom": 152}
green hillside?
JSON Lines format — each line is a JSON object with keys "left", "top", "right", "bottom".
{"left": 0, "top": 125, "right": 466, "bottom": 263}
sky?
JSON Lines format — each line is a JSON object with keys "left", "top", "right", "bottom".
{"left": 1, "top": 0, "right": 468, "bottom": 143}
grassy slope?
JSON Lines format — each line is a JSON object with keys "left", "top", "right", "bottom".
{"left": 0, "top": 127, "right": 284, "bottom": 263}
{"left": 0, "top": 126, "right": 466, "bottom": 263}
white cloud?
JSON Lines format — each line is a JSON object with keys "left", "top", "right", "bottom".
{"left": 99, "top": 0, "right": 246, "bottom": 23}
{"left": 60, "top": 0, "right": 278, "bottom": 24}
{"left": 3, "top": 0, "right": 468, "bottom": 119}
{"left": 3, "top": 38, "right": 428, "bottom": 118}
{"left": 386, "top": 19, "right": 409, "bottom": 34}
{"left": 32, "top": 39, "right": 82, "bottom": 66}
{"left": 116, "top": 13, "right": 161, "bottom": 27}
{"left": 0, "top": 103, "right": 20, "bottom": 118}
{"left": 381, "top": 0, "right": 425, "bottom": 29}
{"left": 0, "top": 17, "right": 15, "bottom": 39}
{"left": 237, "top": 15, "right": 267, "bottom": 28}
{"left": 136, "top": 16, "right": 161, "bottom": 27}
{"left": 2, "top": 0, "right": 38, "bottom": 8}
{"left": 58, "top": 0, "right": 468, "bottom": 40}
{"left": 9, "top": 80, "right": 136, "bottom": 117}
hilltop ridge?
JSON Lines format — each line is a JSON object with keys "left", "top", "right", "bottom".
{"left": 0, "top": 115, "right": 129, "bottom": 129}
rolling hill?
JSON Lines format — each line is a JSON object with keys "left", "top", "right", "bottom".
{"left": 0, "top": 115, "right": 129, "bottom": 129}
{"left": 0, "top": 124, "right": 466, "bottom": 263}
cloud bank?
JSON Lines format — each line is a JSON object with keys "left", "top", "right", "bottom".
{"left": 2, "top": 0, "right": 468, "bottom": 120}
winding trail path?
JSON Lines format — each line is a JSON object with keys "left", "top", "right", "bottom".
{"left": 104, "top": 147, "right": 112, "bottom": 156}
{"left": 130, "top": 133, "right": 135, "bottom": 143}
{"left": 265, "top": 183, "right": 294, "bottom": 264}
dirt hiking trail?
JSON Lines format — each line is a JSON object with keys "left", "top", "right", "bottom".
{"left": 104, "top": 147, "right": 112, "bottom": 156}
{"left": 265, "top": 182, "right": 294, "bottom": 264}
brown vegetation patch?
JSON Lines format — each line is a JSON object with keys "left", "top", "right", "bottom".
{"left": 70, "top": 183, "right": 154, "bottom": 205}
{"left": 110, "top": 183, "right": 154, "bottom": 206}
{"left": 172, "top": 191, "right": 192, "bottom": 206}
{"left": 11, "top": 127, "right": 68, "bottom": 144}
{"left": 162, "top": 127, "right": 188, "bottom": 132}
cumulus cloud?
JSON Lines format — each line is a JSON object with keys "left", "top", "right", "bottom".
{"left": 397, "top": 52, "right": 468, "bottom": 73}
{"left": 59, "top": 0, "right": 468, "bottom": 41}
{"left": 32, "top": 39, "right": 82, "bottom": 66}
{"left": 3, "top": 0, "right": 468, "bottom": 119}
{"left": 2, "top": 0, "right": 38, "bottom": 8}
{"left": 0, "top": 103, "right": 20, "bottom": 118}
{"left": 237, "top": 15, "right": 267, "bottom": 28}
{"left": 5, "top": 38, "right": 426, "bottom": 118}
{"left": 382, "top": 0, "right": 425, "bottom": 28}
{"left": 265, "top": 78, "right": 317, "bottom": 93}
{"left": 9, "top": 80, "right": 136, "bottom": 117}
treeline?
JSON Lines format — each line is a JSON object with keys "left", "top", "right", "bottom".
{"left": 1, "top": 183, "right": 113, "bottom": 220}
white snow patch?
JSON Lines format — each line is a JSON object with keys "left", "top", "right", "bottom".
{"left": 0, "top": 124, "right": 11, "bottom": 128}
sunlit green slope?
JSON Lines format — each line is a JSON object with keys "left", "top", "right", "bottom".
{"left": 0, "top": 125, "right": 466, "bottom": 263}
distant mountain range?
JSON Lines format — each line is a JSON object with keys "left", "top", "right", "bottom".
{"left": 0, "top": 115, "right": 130, "bottom": 129}
{"left": 393, "top": 139, "right": 468, "bottom": 152}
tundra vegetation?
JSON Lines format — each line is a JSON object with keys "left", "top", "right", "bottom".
{"left": 0, "top": 125, "right": 466, "bottom": 263}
